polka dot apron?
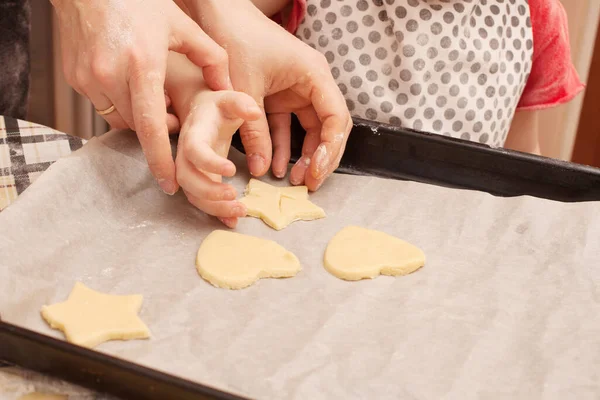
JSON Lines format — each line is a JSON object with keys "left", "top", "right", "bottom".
{"left": 297, "top": 0, "right": 534, "bottom": 147}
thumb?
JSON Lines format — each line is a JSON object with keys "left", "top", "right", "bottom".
{"left": 170, "top": 20, "right": 231, "bottom": 91}
{"left": 217, "top": 92, "right": 263, "bottom": 122}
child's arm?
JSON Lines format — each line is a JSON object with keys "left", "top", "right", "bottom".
{"left": 251, "top": 0, "right": 291, "bottom": 16}
{"left": 504, "top": 111, "right": 541, "bottom": 155}
{"left": 179, "top": 0, "right": 291, "bottom": 18}
{"left": 165, "top": 53, "right": 210, "bottom": 120}
{"left": 165, "top": 52, "right": 262, "bottom": 227}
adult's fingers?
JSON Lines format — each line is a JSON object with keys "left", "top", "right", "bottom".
{"left": 129, "top": 65, "right": 177, "bottom": 195}
{"left": 303, "top": 124, "right": 350, "bottom": 191}
{"left": 263, "top": 84, "right": 348, "bottom": 185}
{"left": 100, "top": 108, "right": 129, "bottom": 130}
{"left": 238, "top": 100, "right": 272, "bottom": 177}
{"left": 87, "top": 59, "right": 137, "bottom": 129}
{"left": 289, "top": 107, "right": 321, "bottom": 186}
{"left": 301, "top": 59, "right": 352, "bottom": 180}
{"left": 309, "top": 110, "right": 350, "bottom": 181}
{"left": 88, "top": 86, "right": 177, "bottom": 133}
{"left": 86, "top": 91, "right": 130, "bottom": 130}
{"left": 268, "top": 113, "right": 292, "bottom": 179}
{"left": 170, "top": 18, "right": 230, "bottom": 91}
{"left": 103, "top": 88, "right": 136, "bottom": 130}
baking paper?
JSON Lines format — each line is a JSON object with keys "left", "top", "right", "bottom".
{"left": 1, "top": 130, "right": 599, "bottom": 399}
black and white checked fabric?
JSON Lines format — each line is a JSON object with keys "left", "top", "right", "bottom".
{"left": 0, "top": 116, "right": 85, "bottom": 211}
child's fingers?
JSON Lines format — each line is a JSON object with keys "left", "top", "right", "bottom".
{"left": 218, "top": 217, "right": 239, "bottom": 229}
{"left": 184, "top": 136, "right": 236, "bottom": 177}
{"left": 268, "top": 113, "right": 292, "bottom": 179}
{"left": 184, "top": 190, "right": 247, "bottom": 218}
{"left": 177, "top": 158, "right": 237, "bottom": 201}
{"left": 217, "top": 92, "right": 263, "bottom": 121}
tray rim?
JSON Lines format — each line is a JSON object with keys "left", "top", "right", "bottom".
{"left": 0, "top": 320, "right": 247, "bottom": 400}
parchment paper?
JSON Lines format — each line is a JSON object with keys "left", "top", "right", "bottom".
{"left": 1, "top": 130, "right": 599, "bottom": 400}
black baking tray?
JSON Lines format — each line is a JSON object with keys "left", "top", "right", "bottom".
{"left": 232, "top": 116, "right": 600, "bottom": 202}
{"left": 0, "top": 320, "right": 247, "bottom": 400}
{"left": 2, "top": 118, "right": 600, "bottom": 400}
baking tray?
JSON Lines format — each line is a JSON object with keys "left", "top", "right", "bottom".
{"left": 2, "top": 118, "right": 600, "bottom": 399}
{"left": 0, "top": 320, "right": 246, "bottom": 400}
{"left": 233, "top": 116, "right": 600, "bottom": 202}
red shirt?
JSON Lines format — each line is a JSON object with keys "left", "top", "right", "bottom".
{"left": 278, "top": 0, "right": 584, "bottom": 111}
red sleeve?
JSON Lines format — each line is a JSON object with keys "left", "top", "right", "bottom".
{"left": 517, "top": 0, "right": 585, "bottom": 111}
{"left": 273, "top": 0, "right": 306, "bottom": 34}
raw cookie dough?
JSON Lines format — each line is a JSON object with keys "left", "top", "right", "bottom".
{"left": 324, "top": 226, "right": 425, "bottom": 281}
{"left": 41, "top": 282, "right": 150, "bottom": 348}
{"left": 196, "top": 230, "right": 301, "bottom": 289}
{"left": 240, "top": 179, "right": 325, "bottom": 230}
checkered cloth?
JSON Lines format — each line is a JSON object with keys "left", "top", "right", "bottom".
{"left": 0, "top": 116, "right": 85, "bottom": 211}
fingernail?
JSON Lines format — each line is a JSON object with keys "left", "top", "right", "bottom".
{"left": 290, "top": 171, "right": 304, "bottom": 186}
{"left": 290, "top": 156, "right": 310, "bottom": 185}
{"left": 274, "top": 168, "right": 285, "bottom": 179}
{"left": 218, "top": 217, "right": 237, "bottom": 228}
{"left": 314, "top": 180, "right": 324, "bottom": 191}
{"left": 311, "top": 144, "right": 329, "bottom": 180}
{"left": 222, "top": 162, "right": 236, "bottom": 177}
{"left": 158, "top": 179, "right": 177, "bottom": 195}
{"left": 222, "top": 189, "right": 236, "bottom": 200}
{"left": 247, "top": 105, "right": 261, "bottom": 118}
{"left": 248, "top": 153, "right": 265, "bottom": 176}
{"left": 231, "top": 204, "right": 247, "bottom": 216}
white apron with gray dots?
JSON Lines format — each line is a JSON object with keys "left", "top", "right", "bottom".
{"left": 297, "top": 0, "right": 533, "bottom": 146}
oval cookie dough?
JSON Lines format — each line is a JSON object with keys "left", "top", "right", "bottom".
{"left": 324, "top": 226, "right": 425, "bottom": 281}
{"left": 196, "top": 230, "right": 301, "bottom": 289}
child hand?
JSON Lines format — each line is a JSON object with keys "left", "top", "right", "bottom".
{"left": 176, "top": 90, "right": 262, "bottom": 228}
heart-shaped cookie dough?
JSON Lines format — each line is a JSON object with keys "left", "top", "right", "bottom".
{"left": 324, "top": 226, "right": 425, "bottom": 281}
{"left": 196, "top": 230, "right": 301, "bottom": 289}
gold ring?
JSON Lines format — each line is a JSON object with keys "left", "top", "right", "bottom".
{"left": 96, "top": 105, "right": 116, "bottom": 116}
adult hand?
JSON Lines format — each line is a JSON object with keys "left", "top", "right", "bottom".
{"left": 51, "top": 0, "right": 230, "bottom": 194}
{"left": 187, "top": 0, "right": 352, "bottom": 191}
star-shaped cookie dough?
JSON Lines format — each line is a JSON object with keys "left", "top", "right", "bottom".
{"left": 41, "top": 282, "right": 150, "bottom": 348}
{"left": 240, "top": 179, "right": 326, "bottom": 230}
